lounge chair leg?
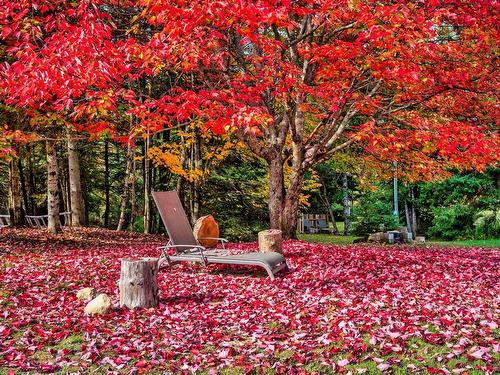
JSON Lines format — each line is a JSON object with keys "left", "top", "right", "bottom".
{"left": 263, "top": 265, "right": 276, "bottom": 280}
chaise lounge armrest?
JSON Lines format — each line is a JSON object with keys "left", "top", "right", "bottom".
{"left": 157, "top": 244, "right": 208, "bottom": 266}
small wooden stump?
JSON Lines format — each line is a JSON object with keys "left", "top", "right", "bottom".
{"left": 258, "top": 229, "right": 283, "bottom": 254}
{"left": 119, "top": 258, "right": 159, "bottom": 309}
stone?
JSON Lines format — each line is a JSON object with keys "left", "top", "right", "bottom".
{"left": 76, "top": 287, "right": 95, "bottom": 300}
{"left": 368, "top": 232, "right": 390, "bottom": 243}
{"left": 415, "top": 236, "right": 426, "bottom": 243}
{"left": 193, "top": 215, "right": 219, "bottom": 248}
{"left": 84, "top": 293, "right": 112, "bottom": 315}
{"left": 258, "top": 229, "right": 283, "bottom": 253}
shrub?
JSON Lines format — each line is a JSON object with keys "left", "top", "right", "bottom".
{"left": 427, "top": 204, "right": 475, "bottom": 240}
{"left": 351, "top": 199, "right": 400, "bottom": 236}
{"left": 473, "top": 210, "right": 500, "bottom": 239}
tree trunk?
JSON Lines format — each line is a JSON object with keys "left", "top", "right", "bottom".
{"left": 130, "top": 154, "right": 137, "bottom": 231}
{"left": 18, "top": 158, "right": 29, "bottom": 216}
{"left": 342, "top": 173, "right": 351, "bottom": 235}
{"left": 46, "top": 140, "right": 61, "bottom": 233}
{"left": 67, "top": 131, "right": 85, "bottom": 226}
{"left": 405, "top": 201, "right": 412, "bottom": 234}
{"left": 410, "top": 186, "right": 418, "bottom": 237}
{"left": 282, "top": 169, "right": 304, "bottom": 239}
{"left": 28, "top": 149, "right": 36, "bottom": 215}
{"left": 319, "top": 182, "right": 339, "bottom": 235}
{"left": 117, "top": 142, "right": 134, "bottom": 231}
{"left": 119, "top": 258, "right": 159, "bottom": 309}
{"left": 267, "top": 154, "right": 285, "bottom": 231}
{"left": 8, "top": 157, "right": 24, "bottom": 226}
{"left": 104, "top": 140, "right": 110, "bottom": 228}
{"left": 143, "top": 135, "right": 151, "bottom": 234}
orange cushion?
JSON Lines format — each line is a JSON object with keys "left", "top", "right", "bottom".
{"left": 193, "top": 215, "right": 220, "bottom": 248}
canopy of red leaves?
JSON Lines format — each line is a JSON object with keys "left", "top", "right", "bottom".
{"left": 0, "top": 228, "right": 498, "bottom": 373}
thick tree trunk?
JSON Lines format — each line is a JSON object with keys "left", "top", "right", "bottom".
{"left": 342, "top": 173, "right": 351, "bottom": 235}
{"left": 143, "top": 135, "right": 151, "bottom": 234}
{"left": 119, "top": 258, "right": 159, "bottom": 309}
{"left": 46, "top": 140, "right": 61, "bottom": 234}
{"left": 117, "top": 142, "right": 134, "bottom": 231}
{"left": 267, "top": 154, "right": 284, "bottom": 231}
{"left": 104, "top": 141, "right": 110, "bottom": 228}
{"left": 67, "top": 132, "right": 85, "bottom": 226}
{"left": 8, "top": 157, "right": 24, "bottom": 226}
{"left": 282, "top": 169, "right": 304, "bottom": 239}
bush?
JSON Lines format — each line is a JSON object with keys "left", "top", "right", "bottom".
{"left": 473, "top": 210, "right": 500, "bottom": 239}
{"left": 351, "top": 198, "right": 400, "bottom": 236}
{"left": 427, "top": 204, "right": 475, "bottom": 240}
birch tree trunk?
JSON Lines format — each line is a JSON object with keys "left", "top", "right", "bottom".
{"left": 8, "top": 157, "right": 24, "bottom": 226}
{"left": 143, "top": 135, "right": 151, "bottom": 234}
{"left": 67, "top": 131, "right": 84, "bottom": 226}
{"left": 119, "top": 258, "right": 159, "bottom": 309}
{"left": 104, "top": 140, "right": 110, "bottom": 228}
{"left": 46, "top": 140, "right": 61, "bottom": 234}
{"left": 117, "top": 142, "right": 134, "bottom": 231}
{"left": 130, "top": 154, "right": 137, "bottom": 231}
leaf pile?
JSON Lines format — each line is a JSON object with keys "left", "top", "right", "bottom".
{"left": 0, "top": 228, "right": 498, "bottom": 373}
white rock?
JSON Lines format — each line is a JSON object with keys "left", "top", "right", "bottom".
{"left": 76, "top": 287, "right": 95, "bottom": 300}
{"left": 84, "top": 293, "right": 112, "bottom": 315}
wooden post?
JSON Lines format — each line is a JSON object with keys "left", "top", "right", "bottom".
{"left": 119, "top": 258, "right": 159, "bottom": 309}
{"left": 258, "top": 229, "right": 283, "bottom": 254}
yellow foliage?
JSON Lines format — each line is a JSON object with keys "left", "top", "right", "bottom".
{"left": 147, "top": 123, "right": 239, "bottom": 182}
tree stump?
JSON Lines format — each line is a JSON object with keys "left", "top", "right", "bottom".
{"left": 119, "top": 258, "right": 159, "bottom": 309}
{"left": 258, "top": 229, "right": 283, "bottom": 254}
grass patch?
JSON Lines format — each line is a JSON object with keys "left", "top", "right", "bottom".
{"left": 54, "top": 333, "right": 83, "bottom": 351}
{"left": 298, "top": 233, "right": 361, "bottom": 245}
{"left": 220, "top": 367, "right": 245, "bottom": 375}
{"left": 430, "top": 238, "right": 500, "bottom": 248}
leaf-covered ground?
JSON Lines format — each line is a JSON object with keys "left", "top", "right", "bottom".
{"left": 0, "top": 228, "right": 498, "bottom": 374}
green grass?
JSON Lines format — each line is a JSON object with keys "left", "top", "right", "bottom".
{"left": 429, "top": 238, "right": 500, "bottom": 248}
{"left": 298, "top": 233, "right": 361, "bottom": 245}
{"left": 298, "top": 232, "right": 500, "bottom": 248}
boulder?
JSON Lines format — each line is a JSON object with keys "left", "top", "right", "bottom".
{"left": 368, "top": 232, "right": 383, "bottom": 242}
{"left": 76, "top": 287, "right": 95, "bottom": 300}
{"left": 368, "top": 232, "right": 390, "bottom": 243}
{"left": 84, "top": 293, "right": 112, "bottom": 315}
{"left": 193, "top": 215, "right": 220, "bottom": 248}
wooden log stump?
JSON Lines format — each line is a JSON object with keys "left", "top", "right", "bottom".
{"left": 119, "top": 258, "right": 159, "bottom": 309}
{"left": 258, "top": 229, "right": 283, "bottom": 254}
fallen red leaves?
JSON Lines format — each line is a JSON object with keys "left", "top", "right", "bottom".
{"left": 0, "top": 228, "right": 498, "bottom": 373}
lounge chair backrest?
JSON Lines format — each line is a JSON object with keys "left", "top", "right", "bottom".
{"left": 152, "top": 191, "right": 198, "bottom": 247}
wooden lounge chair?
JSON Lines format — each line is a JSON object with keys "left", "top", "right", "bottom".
{"left": 152, "top": 191, "right": 288, "bottom": 280}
